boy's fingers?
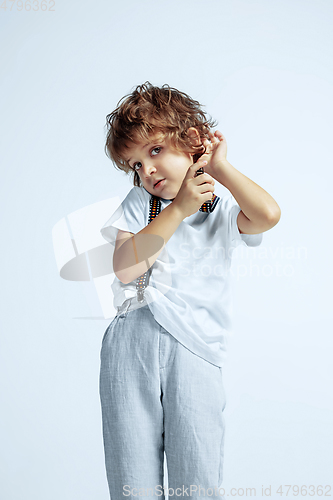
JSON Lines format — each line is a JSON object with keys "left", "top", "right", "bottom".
{"left": 192, "top": 158, "right": 207, "bottom": 168}
{"left": 190, "top": 158, "right": 207, "bottom": 178}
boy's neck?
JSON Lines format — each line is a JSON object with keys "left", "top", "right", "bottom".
{"left": 142, "top": 186, "right": 174, "bottom": 201}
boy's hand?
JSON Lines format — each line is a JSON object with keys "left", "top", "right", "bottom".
{"left": 172, "top": 158, "right": 215, "bottom": 218}
{"left": 201, "top": 130, "right": 228, "bottom": 176}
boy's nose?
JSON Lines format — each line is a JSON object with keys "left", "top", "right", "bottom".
{"left": 142, "top": 161, "right": 157, "bottom": 177}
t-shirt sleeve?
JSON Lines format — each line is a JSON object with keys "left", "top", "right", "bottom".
{"left": 220, "top": 193, "right": 263, "bottom": 250}
{"left": 100, "top": 187, "right": 146, "bottom": 246}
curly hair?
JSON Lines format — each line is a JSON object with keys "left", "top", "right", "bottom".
{"left": 104, "top": 81, "right": 218, "bottom": 187}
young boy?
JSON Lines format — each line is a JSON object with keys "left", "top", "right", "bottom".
{"left": 99, "top": 82, "right": 280, "bottom": 499}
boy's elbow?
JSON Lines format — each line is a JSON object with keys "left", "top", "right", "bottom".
{"left": 113, "top": 260, "right": 132, "bottom": 284}
{"left": 267, "top": 204, "right": 281, "bottom": 226}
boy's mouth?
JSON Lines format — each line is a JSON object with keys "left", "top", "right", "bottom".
{"left": 154, "top": 179, "right": 165, "bottom": 188}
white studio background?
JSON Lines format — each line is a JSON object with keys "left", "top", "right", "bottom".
{"left": 1, "top": 1, "right": 332, "bottom": 499}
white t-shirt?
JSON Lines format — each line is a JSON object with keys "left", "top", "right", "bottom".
{"left": 100, "top": 186, "right": 263, "bottom": 367}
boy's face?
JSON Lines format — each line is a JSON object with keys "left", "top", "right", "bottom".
{"left": 124, "top": 133, "right": 195, "bottom": 200}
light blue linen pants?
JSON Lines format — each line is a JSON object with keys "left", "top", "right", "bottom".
{"left": 99, "top": 300, "right": 227, "bottom": 499}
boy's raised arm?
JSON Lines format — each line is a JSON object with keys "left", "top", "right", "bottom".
{"left": 113, "top": 202, "right": 185, "bottom": 284}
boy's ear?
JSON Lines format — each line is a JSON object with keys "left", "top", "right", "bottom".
{"left": 187, "top": 127, "right": 202, "bottom": 147}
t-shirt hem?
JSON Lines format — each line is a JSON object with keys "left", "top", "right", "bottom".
{"left": 147, "top": 302, "right": 226, "bottom": 368}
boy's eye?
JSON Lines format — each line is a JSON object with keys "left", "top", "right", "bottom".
{"left": 132, "top": 147, "right": 161, "bottom": 171}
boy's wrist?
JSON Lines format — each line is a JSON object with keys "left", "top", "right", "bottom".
{"left": 168, "top": 201, "right": 186, "bottom": 222}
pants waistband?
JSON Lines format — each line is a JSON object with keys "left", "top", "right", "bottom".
{"left": 117, "top": 296, "right": 148, "bottom": 316}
